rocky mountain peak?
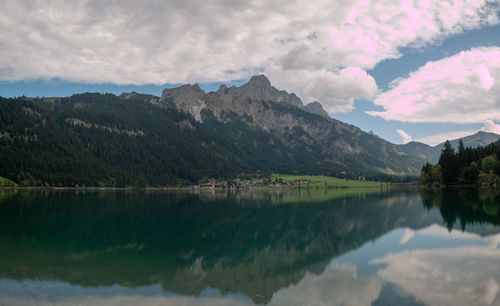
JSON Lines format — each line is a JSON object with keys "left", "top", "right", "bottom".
{"left": 233, "top": 75, "right": 275, "bottom": 99}
{"left": 217, "top": 84, "right": 228, "bottom": 93}
{"left": 247, "top": 74, "right": 272, "bottom": 88}
{"left": 160, "top": 75, "right": 307, "bottom": 113}
{"left": 225, "top": 74, "right": 304, "bottom": 109}
{"left": 305, "top": 101, "right": 330, "bottom": 119}
{"left": 160, "top": 84, "right": 207, "bottom": 121}
{"left": 120, "top": 91, "right": 138, "bottom": 100}
{"left": 161, "top": 84, "right": 205, "bottom": 102}
{"left": 120, "top": 91, "right": 160, "bottom": 105}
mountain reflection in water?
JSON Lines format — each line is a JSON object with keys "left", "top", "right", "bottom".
{"left": 0, "top": 188, "right": 499, "bottom": 305}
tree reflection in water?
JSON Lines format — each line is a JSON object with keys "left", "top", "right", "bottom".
{"left": 0, "top": 188, "right": 499, "bottom": 305}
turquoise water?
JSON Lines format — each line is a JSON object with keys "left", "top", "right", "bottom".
{"left": 0, "top": 189, "right": 499, "bottom": 305}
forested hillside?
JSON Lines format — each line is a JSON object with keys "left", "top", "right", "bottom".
{"left": 0, "top": 74, "right": 432, "bottom": 188}
{"left": 0, "top": 94, "right": 380, "bottom": 187}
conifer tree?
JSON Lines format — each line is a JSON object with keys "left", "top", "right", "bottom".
{"left": 439, "top": 140, "right": 458, "bottom": 186}
{"left": 457, "top": 139, "right": 466, "bottom": 168}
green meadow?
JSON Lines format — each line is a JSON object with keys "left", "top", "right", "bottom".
{"left": 272, "top": 175, "right": 387, "bottom": 188}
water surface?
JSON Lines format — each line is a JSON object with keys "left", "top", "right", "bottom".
{"left": 0, "top": 188, "right": 499, "bottom": 305}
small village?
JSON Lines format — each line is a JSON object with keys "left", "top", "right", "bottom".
{"left": 189, "top": 178, "right": 312, "bottom": 190}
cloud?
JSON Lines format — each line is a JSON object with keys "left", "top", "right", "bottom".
{"left": 485, "top": 233, "right": 500, "bottom": 249}
{"left": 266, "top": 66, "right": 377, "bottom": 113}
{"left": 269, "top": 263, "right": 382, "bottom": 306}
{"left": 0, "top": 1, "right": 499, "bottom": 111}
{"left": 373, "top": 246, "right": 500, "bottom": 306}
{"left": 399, "top": 228, "right": 414, "bottom": 244}
{"left": 374, "top": 225, "right": 500, "bottom": 305}
{"left": 396, "top": 129, "right": 413, "bottom": 144}
{"left": 416, "top": 224, "right": 482, "bottom": 240}
{"left": 368, "top": 47, "right": 500, "bottom": 123}
{"left": 400, "top": 224, "right": 482, "bottom": 245}
{"left": 0, "top": 263, "right": 382, "bottom": 306}
{"left": 483, "top": 119, "right": 500, "bottom": 134}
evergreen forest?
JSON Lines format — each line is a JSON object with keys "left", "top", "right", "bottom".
{"left": 420, "top": 139, "right": 500, "bottom": 188}
{"left": 0, "top": 94, "right": 406, "bottom": 187}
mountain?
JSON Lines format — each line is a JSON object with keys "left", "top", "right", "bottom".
{"left": 396, "top": 141, "right": 434, "bottom": 162}
{"left": 161, "top": 75, "right": 425, "bottom": 176}
{"left": 160, "top": 75, "right": 305, "bottom": 123}
{"left": 398, "top": 131, "right": 500, "bottom": 164}
{"left": 0, "top": 75, "right": 426, "bottom": 187}
{"left": 450, "top": 131, "right": 500, "bottom": 148}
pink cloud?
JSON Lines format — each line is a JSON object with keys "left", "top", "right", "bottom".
{"left": 472, "top": 64, "right": 495, "bottom": 90}
{"left": 322, "top": 0, "right": 500, "bottom": 69}
{"left": 266, "top": 65, "right": 377, "bottom": 113}
{"left": 368, "top": 47, "right": 500, "bottom": 123}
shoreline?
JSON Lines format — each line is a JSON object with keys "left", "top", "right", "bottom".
{"left": 0, "top": 183, "right": 419, "bottom": 192}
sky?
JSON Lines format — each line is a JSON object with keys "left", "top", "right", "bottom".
{"left": 1, "top": 0, "right": 500, "bottom": 145}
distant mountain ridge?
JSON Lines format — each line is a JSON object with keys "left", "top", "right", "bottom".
{"left": 397, "top": 131, "right": 500, "bottom": 164}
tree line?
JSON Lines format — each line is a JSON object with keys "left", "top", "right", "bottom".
{"left": 420, "top": 139, "right": 500, "bottom": 188}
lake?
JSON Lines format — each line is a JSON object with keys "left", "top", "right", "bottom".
{"left": 0, "top": 188, "right": 499, "bottom": 305}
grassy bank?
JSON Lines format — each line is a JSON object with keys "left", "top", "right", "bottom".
{"left": 271, "top": 175, "right": 388, "bottom": 188}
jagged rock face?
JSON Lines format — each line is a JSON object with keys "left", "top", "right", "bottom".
{"left": 159, "top": 75, "right": 360, "bottom": 151}
{"left": 157, "top": 74, "right": 425, "bottom": 175}
{"left": 305, "top": 101, "right": 329, "bottom": 118}
{"left": 159, "top": 75, "right": 345, "bottom": 136}
{"left": 224, "top": 75, "right": 304, "bottom": 109}
{"left": 160, "top": 75, "right": 307, "bottom": 124}
{"left": 161, "top": 84, "right": 206, "bottom": 121}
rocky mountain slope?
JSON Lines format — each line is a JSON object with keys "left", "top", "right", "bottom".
{"left": 0, "top": 75, "right": 428, "bottom": 186}
{"left": 160, "top": 75, "right": 425, "bottom": 177}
